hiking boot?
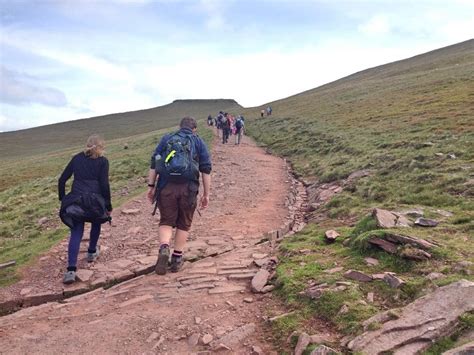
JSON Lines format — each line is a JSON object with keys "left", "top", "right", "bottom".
{"left": 170, "top": 256, "right": 184, "bottom": 273}
{"left": 87, "top": 247, "right": 100, "bottom": 263}
{"left": 63, "top": 271, "right": 76, "bottom": 284}
{"left": 155, "top": 246, "right": 170, "bottom": 275}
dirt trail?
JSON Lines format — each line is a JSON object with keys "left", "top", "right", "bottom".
{"left": 0, "top": 132, "right": 307, "bottom": 354}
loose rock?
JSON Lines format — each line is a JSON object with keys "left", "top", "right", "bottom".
{"left": 372, "top": 208, "right": 411, "bottom": 228}
{"left": 251, "top": 269, "right": 270, "bottom": 293}
{"left": 414, "top": 217, "right": 439, "bottom": 227}
{"left": 344, "top": 270, "right": 373, "bottom": 282}
{"left": 324, "top": 230, "right": 340, "bottom": 242}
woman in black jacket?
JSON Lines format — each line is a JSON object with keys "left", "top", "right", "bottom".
{"left": 58, "top": 135, "right": 112, "bottom": 284}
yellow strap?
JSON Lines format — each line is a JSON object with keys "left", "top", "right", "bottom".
{"left": 165, "top": 150, "right": 176, "bottom": 163}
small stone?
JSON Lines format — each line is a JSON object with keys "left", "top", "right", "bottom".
{"left": 37, "top": 217, "right": 48, "bottom": 226}
{"left": 364, "top": 257, "right": 379, "bottom": 266}
{"left": 20, "top": 287, "right": 33, "bottom": 296}
{"left": 188, "top": 333, "right": 199, "bottom": 346}
{"left": 414, "top": 217, "right": 439, "bottom": 227}
{"left": 252, "top": 253, "right": 268, "bottom": 259}
{"left": 453, "top": 261, "right": 473, "bottom": 275}
{"left": 261, "top": 285, "right": 275, "bottom": 293}
{"left": 201, "top": 334, "right": 213, "bottom": 345}
{"left": 344, "top": 270, "right": 373, "bottom": 282}
{"left": 195, "top": 316, "right": 202, "bottom": 324}
{"left": 251, "top": 345, "right": 264, "bottom": 355}
{"left": 146, "top": 332, "right": 159, "bottom": 343}
{"left": 251, "top": 269, "right": 270, "bottom": 293}
{"left": 367, "top": 292, "right": 374, "bottom": 303}
{"left": 426, "top": 272, "right": 445, "bottom": 281}
{"left": 310, "top": 345, "right": 338, "bottom": 355}
{"left": 121, "top": 208, "right": 140, "bottom": 215}
{"left": 324, "top": 230, "right": 340, "bottom": 242}
{"left": 447, "top": 153, "right": 456, "bottom": 159}
{"left": 384, "top": 273, "right": 405, "bottom": 288}
{"left": 243, "top": 297, "right": 254, "bottom": 303}
{"left": 324, "top": 266, "right": 344, "bottom": 274}
{"left": 75, "top": 269, "right": 94, "bottom": 283}
{"left": 338, "top": 304, "right": 350, "bottom": 314}
{"left": 127, "top": 226, "right": 143, "bottom": 235}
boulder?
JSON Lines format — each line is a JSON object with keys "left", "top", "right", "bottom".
{"left": 372, "top": 208, "right": 411, "bottom": 228}
{"left": 348, "top": 280, "right": 474, "bottom": 354}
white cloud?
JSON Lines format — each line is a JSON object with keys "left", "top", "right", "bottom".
{"left": 0, "top": 66, "right": 68, "bottom": 107}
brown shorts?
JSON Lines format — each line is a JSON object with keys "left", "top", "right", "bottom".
{"left": 157, "top": 182, "right": 198, "bottom": 231}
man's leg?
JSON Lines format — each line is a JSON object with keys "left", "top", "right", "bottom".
{"left": 155, "top": 225, "right": 173, "bottom": 275}
{"left": 170, "top": 228, "right": 188, "bottom": 272}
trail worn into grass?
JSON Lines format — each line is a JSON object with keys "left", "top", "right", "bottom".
{"left": 0, "top": 132, "right": 307, "bottom": 354}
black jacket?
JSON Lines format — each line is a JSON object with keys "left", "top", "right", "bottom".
{"left": 58, "top": 152, "right": 112, "bottom": 228}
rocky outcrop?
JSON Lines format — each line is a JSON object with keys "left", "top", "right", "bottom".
{"left": 348, "top": 280, "right": 474, "bottom": 354}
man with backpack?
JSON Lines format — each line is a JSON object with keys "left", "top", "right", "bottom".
{"left": 234, "top": 115, "right": 244, "bottom": 145}
{"left": 221, "top": 113, "right": 231, "bottom": 144}
{"left": 147, "top": 117, "right": 212, "bottom": 274}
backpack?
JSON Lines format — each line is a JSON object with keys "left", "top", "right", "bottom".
{"left": 235, "top": 118, "right": 243, "bottom": 129}
{"left": 156, "top": 132, "right": 199, "bottom": 182}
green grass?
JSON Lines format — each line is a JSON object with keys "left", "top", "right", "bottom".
{"left": 244, "top": 40, "right": 474, "bottom": 351}
{"left": 0, "top": 119, "right": 215, "bottom": 287}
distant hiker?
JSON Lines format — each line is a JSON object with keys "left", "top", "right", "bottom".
{"left": 147, "top": 116, "right": 212, "bottom": 274}
{"left": 235, "top": 115, "right": 244, "bottom": 145}
{"left": 221, "top": 113, "right": 231, "bottom": 144}
{"left": 260, "top": 109, "right": 265, "bottom": 118}
{"left": 58, "top": 135, "right": 112, "bottom": 284}
{"left": 207, "top": 114, "right": 213, "bottom": 126}
{"left": 266, "top": 106, "right": 272, "bottom": 116}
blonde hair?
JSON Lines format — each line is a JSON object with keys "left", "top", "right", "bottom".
{"left": 84, "top": 134, "right": 105, "bottom": 159}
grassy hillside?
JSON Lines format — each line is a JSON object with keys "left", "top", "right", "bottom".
{"left": 244, "top": 39, "right": 474, "bottom": 350}
{"left": 0, "top": 99, "right": 240, "bottom": 159}
{"left": 0, "top": 100, "right": 218, "bottom": 286}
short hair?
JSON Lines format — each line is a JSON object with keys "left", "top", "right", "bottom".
{"left": 180, "top": 116, "right": 197, "bottom": 130}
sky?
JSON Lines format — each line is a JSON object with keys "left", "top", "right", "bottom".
{"left": 0, "top": 0, "right": 473, "bottom": 132}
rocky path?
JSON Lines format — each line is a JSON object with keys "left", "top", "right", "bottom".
{"left": 0, "top": 132, "right": 307, "bottom": 354}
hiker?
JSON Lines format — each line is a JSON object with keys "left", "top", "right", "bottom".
{"left": 58, "top": 135, "right": 112, "bottom": 284}
{"left": 235, "top": 115, "right": 244, "bottom": 145}
{"left": 207, "top": 114, "right": 213, "bottom": 126}
{"left": 266, "top": 106, "right": 272, "bottom": 116}
{"left": 221, "top": 113, "right": 231, "bottom": 144}
{"left": 147, "top": 116, "right": 212, "bottom": 274}
{"left": 260, "top": 109, "right": 265, "bottom": 118}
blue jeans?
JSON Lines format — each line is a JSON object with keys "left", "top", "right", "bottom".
{"left": 67, "top": 221, "right": 101, "bottom": 270}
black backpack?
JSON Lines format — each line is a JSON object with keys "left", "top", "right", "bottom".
{"left": 156, "top": 132, "right": 199, "bottom": 182}
{"left": 235, "top": 119, "right": 243, "bottom": 129}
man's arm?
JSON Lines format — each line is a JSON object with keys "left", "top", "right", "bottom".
{"left": 147, "top": 168, "right": 158, "bottom": 203}
{"left": 199, "top": 172, "right": 211, "bottom": 209}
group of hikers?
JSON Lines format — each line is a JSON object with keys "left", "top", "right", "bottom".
{"left": 58, "top": 116, "right": 212, "bottom": 284}
{"left": 261, "top": 106, "right": 272, "bottom": 118}
{"left": 207, "top": 111, "right": 246, "bottom": 145}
